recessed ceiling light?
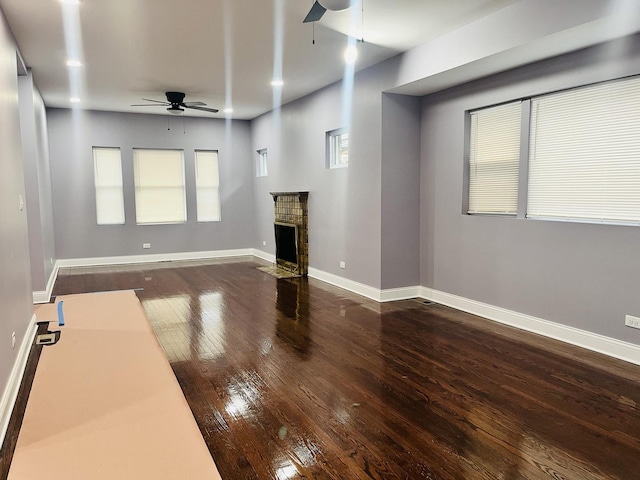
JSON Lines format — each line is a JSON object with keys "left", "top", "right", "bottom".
{"left": 271, "top": 79, "right": 284, "bottom": 87}
{"left": 344, "top": 45, "right": 358, "bottom": 64}
{"left": 224, "top": 107, "right": 233, "bottom": 114}
{"left": 66, "top": 59, "right": 82, "bottom": 67}
{"left": 70, "top": 97, "right": 81, "bottom": 103}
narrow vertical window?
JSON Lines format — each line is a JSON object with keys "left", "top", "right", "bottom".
{"left": 133, "top": 149, "right": 186, "bottom": 224}
{"left": 195, "top": 150, "right": 221, "bottom": 222}
{"left": 468, "top": 102, "right": 522, "bottom": 214}
{"left": 93, "top": 147, "right": 125, "bottom": 225}
{"left": 327, "top": 128, "right": 349, "bottom": 169}
{"left": 256, "top": 149, "right": 268, "bottom": 177}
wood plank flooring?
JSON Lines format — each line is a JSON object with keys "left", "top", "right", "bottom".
{"left": 17, "top": 258, "right": 640, "bottom": 478}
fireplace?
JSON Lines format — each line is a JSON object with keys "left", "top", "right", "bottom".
{"left": 274, "top": 222, "right": 298, "bottom": 266}
{"left": 270, "top": 192, "right": 308, "bottom": 276}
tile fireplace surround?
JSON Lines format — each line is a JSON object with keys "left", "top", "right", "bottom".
{"left": 270, "top": 191, "right": 309, "bottom": 276}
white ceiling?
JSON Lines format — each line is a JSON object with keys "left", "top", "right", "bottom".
{"left": 0, "top": 0, "right": 517, "bottom": 119}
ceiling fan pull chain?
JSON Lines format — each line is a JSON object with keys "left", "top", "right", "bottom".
{"left": 361, "top": 0, "right": 364, "bottom": 43}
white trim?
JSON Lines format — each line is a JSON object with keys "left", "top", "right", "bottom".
{"left": 0, "top": 314, "right": 37, "bottom": 447}
{"left": 252, "top": 249, "right": 275, "bottom": 263}
{"left": 380, "top": 286, "right": 421, "bottom": 302}
{"left": 419, "top": 287, "right": 640, "bottom": 366}
{"left": 57, "top": 249, "right": 255, "bottom": 268}
{"left": 308, "top": 267, "right": 383, "bottom": 301}
{"left": 33, "top": 260, "right": 60, "bottom": 304}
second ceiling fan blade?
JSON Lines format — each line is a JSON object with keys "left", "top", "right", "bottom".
{"left": 303, "top": 1, "right": 326, "bottom": 23}
{"left": 185, "top": 105, "right": 219, "bottom": 113}
{"left": 183, "top": 101, "right": 207, "bottom": 107}
{"left": 130, "top": 103, "right": 167, "bottom": 107}
{"left": 141, "top": 98, "right": 169, "bottom": 104}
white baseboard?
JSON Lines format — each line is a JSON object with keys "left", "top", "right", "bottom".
{"left": 252, "top": 249, "right": 275, "bottom": 263}
{"left": 420, "top": 287, "right": 640, "bottom": 366}
{"left": 0, "top": 314, "right": 37, "bottom": 447}
{"left": 57, "top": 249, "right": 255, "bottom": 268}
{"left": 33, "top": 260, "right": 60, "bottom": 304}
{"left": 308, "top": 267, "right": 384, "bottom": 301}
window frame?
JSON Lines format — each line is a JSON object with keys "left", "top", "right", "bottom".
{"left": 194, "top": 149, "right": 222, "bottom": 223}
{"left": 256, "top": 148, "right": 268, "bottom": 177}
{"left": 92, "top": 146, "right": 125, "bottom": 226}
{"left": 465, "top": 74, "right": 640, "bottom": 227}
{"left": 133, "top": 148, "right": 187, "bottom": 225}
{"left": 326, "top": 127, "right": 349, "bottom": 169}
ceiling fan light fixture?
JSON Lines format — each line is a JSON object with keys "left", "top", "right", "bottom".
{"left": 320, "top": 0, "right": 355, "bottom": 11}
{"left": 167, "top": 107, "right": 184, "bottom": 114}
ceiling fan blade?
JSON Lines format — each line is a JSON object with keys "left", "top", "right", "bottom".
{"left": 185, "top": 105, "right": 219, "bottom": 113}
{"left": 303, "top": 1, "right": 326, "bottom": 23}
{"left": 183, "top": 101, "right": 207, "bottom": 107}
{"left": 141, "top": 98, "right": 169, "bottom": 104}
{"left": 131, "top": 103, "right": 167, "bottom": 107}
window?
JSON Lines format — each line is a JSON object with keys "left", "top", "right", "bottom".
{"left": 468, "top": 102, "right": 521, "bottom": 215}
{"left": 133, "top": 149, "right": 186, "bottom": 224}
{"left": 528, "top": 76, "right": 640, "bottom": 224}
{"left": 195, "top": 150, "right": 221, "bottom": 222}
{"left": 467, "top": 75, "right": 640, "bottom": 225}
{"left": 93, "top": 147, "right": 125, "bottom": 225}
{"left": 327, "top": 128, "right": 349, "bottom": 169}
{"left": 256, "top": 149, "right": 268, "bottom": 177}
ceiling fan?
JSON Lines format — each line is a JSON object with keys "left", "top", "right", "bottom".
{"left": 131, "top": 91, "right": 219, "bottom": 114}
{"left": 303, "top": 0, "right": 357, "bottom": 23}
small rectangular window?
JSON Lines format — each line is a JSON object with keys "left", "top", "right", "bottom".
{"left": 468, "top": 102, "right": 521, "bottom": 215}
{"left": 93, "top": 147, "right": 125, "bottom": 225}
{"left": 256, "top": 149, "right": 268, "bottom": 177}
{"left": 327, "top": 128, "right": 349, "bottom": 169}
{"left": 133, "top": 149, "right": 186, "bottom": 225}
{"left": 195, "top": 150, "right": 221, "bottom": 222}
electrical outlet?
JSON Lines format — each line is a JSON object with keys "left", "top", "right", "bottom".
{"left": 263, "top": 240, "right": 267, "bottom": 246}
{"left": 11, "top": 332, "right": 16, "bottom": 349}
{"left": 339, "top": 261, "right": 346, "bottom": 269}
{"left": 18, "top": 195, "right": 24, "bottom": 211}
{"left": 625, "top": 315, "right": 640, "bottom": 330}
{"left": 142, "top": 243, "right": 151, "bottom": 249}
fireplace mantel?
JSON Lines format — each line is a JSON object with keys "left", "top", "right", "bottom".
{"left": 270, "top": 191, "right": 309, "bottom": 201}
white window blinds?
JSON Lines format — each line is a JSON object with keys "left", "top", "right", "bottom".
{"left": 133, "top": 149, "right": 186, "bottom": 224}
{"left": 528, "top": 76, "right": 640, "bottom": 224}
{"left": 468, "top": 102, "right": 521, "bottom": 214}
{"left": 195, "top": 150, "right": 221, "bottom": 222}
{"left": 93, "top": 147, "right": 125, "bottom": 225}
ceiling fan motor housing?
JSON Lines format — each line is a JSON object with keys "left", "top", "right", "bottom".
{"left": 166, "top": 91, "right": 186, "bottom": 104}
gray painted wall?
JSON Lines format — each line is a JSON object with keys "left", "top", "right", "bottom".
{"left": 19, "top": 72, "right": 55, "bottom": 292}
{"left": 250, "top": 58, "right": 404, "bottom": 289}
{"left": 381, "top": 93, "right": 421, "bottom": 289}
{"left": 420, "top": 36, "right": 640, "bottom": 344}
{"left": 47, "top": 109, "right": 255, "bottom": 259}
{"left": 0, "top": 10, "right": 33, "bottom": 402}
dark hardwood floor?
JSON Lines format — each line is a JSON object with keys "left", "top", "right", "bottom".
{"left": 9, "top": 257, "right": 640, "bottom": 479}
